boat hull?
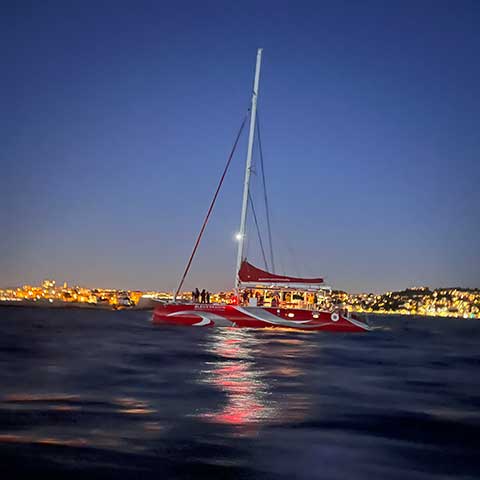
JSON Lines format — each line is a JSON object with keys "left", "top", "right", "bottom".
{"left": 152, "top": 303, "right": 370, "bottom": 332}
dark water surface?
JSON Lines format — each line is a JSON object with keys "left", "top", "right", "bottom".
{"left": 1, "top": 307, "right": 479, "bottom": 479}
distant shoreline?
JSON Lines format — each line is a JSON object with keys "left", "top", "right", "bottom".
{"left": 0, "top": 302, "right": 476, "bottom": 320}
{"left": 353, "top": 311, "right": 477, "bottom": 321}
{"left": 0, "top": 300, "right": 153, "bottom": 311}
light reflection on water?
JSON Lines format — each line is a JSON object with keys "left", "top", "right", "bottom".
{"left": 115, "top": 397, "right": 156, "bottom": 415}
{"left": 197, "top": 328, "right": 315, "bottom": 436}
{"left": 197, "top": 329, "right": 277, "bottom": 435}
{"left": 0, "top": 392, "right": 160, "bottom": 451}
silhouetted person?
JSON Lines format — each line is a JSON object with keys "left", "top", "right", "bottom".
{"left": 194, "top": 288, "right": 200, "bottom": 303}
{"left": 206, "top": 291, "right": 211, "bottom": 304}
{"left": 200, "top": 289, "right": 206, "bottom": 304}
{"left": 242, "top": 290, "right": 249, "bottom": 305}
{"left": 191, "top": 290, "right": 196, "bottom": 303}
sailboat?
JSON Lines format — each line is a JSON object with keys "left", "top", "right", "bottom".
{"left": 153, "top": 49, "right": 370, "bottom": 332}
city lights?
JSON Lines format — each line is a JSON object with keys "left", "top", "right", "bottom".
{"left": 0, "top": 279, "right": 478, "bottom": 318}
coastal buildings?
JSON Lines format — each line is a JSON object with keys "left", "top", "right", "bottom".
{"left": 0, "top": 279, "right": 478, "bottom": 318}
{"left": 0, "top": 280, "right": 142, "bottom": 309}
{"left": 332, "top": 287, "right": 480, "bottom": 319}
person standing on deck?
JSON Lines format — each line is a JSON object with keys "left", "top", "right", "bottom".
{"left": 271, "top": 294, "right": 279, "bottom": 307}
{"left": 200, "top": 289, "right": 206, "bottom": 304}
{"left": 206, "top": 291, "right": 211, "bottom": 304}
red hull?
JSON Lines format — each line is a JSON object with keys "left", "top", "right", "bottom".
{"left": 152, "top": 303, "right": 370, "bottom": 332}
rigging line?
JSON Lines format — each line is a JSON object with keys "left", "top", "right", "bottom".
{"left": 248, "top": 190, "right": 269, "bottom": 271}
{"left": 173, "top": 113, "right": 249, "bottom": 300}
{"left": 256, "top": 110, "right": 275, "bottom": 273}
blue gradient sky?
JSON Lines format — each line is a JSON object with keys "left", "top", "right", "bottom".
{"left": 1, "top": 1, "right": 479, "bottom": 293}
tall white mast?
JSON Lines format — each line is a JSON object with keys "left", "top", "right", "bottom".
{"left": 235, "top": 48, "right": 263, "bottom": 296}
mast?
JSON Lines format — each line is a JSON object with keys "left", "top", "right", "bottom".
{"left": 235, "top": 48, "right": 263, "bottom": 296}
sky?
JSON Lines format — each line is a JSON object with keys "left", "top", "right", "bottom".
{"left": 1, "top": 0, "right": 479, "bottom": 293}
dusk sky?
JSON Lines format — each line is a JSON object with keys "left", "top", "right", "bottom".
{"left": 1, "top": 1, "right": 479, "bottom": 293}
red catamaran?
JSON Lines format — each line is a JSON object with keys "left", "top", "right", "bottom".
{"left": 153, "top": 49, "right": 370, "bottom": 332}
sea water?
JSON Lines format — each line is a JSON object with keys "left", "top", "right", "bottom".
{"left": 0, "top": 307, "right": 479, "bottom": 479}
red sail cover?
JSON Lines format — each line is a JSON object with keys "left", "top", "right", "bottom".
{"left": 238, "top": 260, "right": 324, "bottom": 284}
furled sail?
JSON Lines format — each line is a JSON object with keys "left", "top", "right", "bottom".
{"left": 238, "top": 260, "right": 324, "bottom": 284}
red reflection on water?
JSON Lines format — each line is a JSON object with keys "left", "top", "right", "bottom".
{"left": 205, "top": 362, "right": 266, "bottom": 426}
{"left": 198, "top": 330, "right": 317, "bottom": 435}
{"left": 198, "top": 329, "right": 277, "bottom": 436}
